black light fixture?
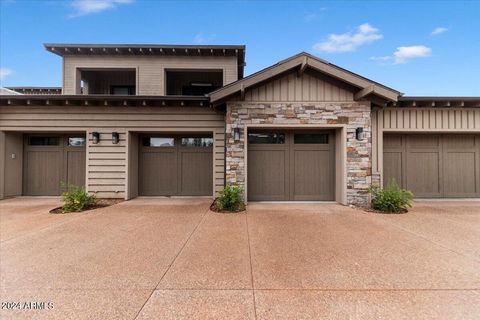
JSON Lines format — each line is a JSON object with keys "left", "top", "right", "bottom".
{"left": 112, "top": 132, "right": 119, "bottom": 144}
{"left": 355, "top": 127, "right": 364, "bottom": 141}
{"left": 233, "top": 127, "right": 241, "bottom": 141}
{"left": 92, "top": 132, "right": 100, "bottom": 144}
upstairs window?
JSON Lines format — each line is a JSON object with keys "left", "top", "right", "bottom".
{"left": 110, "top": 85, "right": 135, "bottom": 95}
{"left": 166, "top": 70, "right": 223, "bottom": 96}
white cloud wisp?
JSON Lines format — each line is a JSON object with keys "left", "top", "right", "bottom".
{"left": 313, "top": 23, "right": 383, "bottom": 53}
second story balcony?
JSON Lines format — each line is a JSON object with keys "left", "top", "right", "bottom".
{"left": 79, "top": 68, "right": 136, "bottom": 95}
{"left": 45, "top": 44, "right": 246, "bottom": 96}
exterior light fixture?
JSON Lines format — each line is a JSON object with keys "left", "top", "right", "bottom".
{"left": 233, "top": 127, "right": 241, "bottom": 141}
{"left": 112, "top": 132, "right": 119, "bottom": 144}
{"left": 355, "top": 127, "right": 364, "bottom": 141}
{"left": 92, "top": 132, "right": 100, "bottom": 144}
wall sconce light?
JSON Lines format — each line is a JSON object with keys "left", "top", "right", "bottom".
{"left": 355, "top": 127, "right": 364, "bottom": 141}
{"left": 92, "top": 132, "right": 100, "bottom": 144}
{"left": 233, "top": 127, "right": 241, "bottom": 141}
{"left": 112, "top": 132, "right": 119, "bottom": 144}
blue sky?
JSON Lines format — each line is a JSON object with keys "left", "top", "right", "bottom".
{"left": 0, "top": 0, "right": 479, "bottom": 96}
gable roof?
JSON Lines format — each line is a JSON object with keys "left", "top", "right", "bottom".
{"left": 209, "top": 52, "right": 401, "bottom": 104}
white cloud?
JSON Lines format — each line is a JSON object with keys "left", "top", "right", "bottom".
{"left": 370, "top": 56, "right": 391, "bottom": 61}
{"left": 313, "top": 23, "right": 383, "bottom": 53}
{"left": 193, "top": 33, "right": 216, "bottom": 44}
{"left": 431, "top": 27, "right": 448, "bottom": 36}
{"left": 393, "top": 45, "right": 432, "bottom": 64}
{"left": 69, "top": 0, "right": 133, "bottom": 17}
{"left": 0, "top": 68, "right": 13, "bottom": 81}
{"left": 304, "top": 8, "right": 326, "bottom": 22}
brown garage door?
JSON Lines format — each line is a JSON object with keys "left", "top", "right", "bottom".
{"left": 247, "top": 130, "right": 335, "bottom": 201}
{"left": 23, "top": 134, "right": 86, "bottom": 196}
{"left": 139, "top": 135, "right": 213, "bottom": 196}
{"left": 384, "top": 134, "right": 480, "bottom": 198}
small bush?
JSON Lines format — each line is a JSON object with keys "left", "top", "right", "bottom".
{"left": 216, "top": 185, "right": 245, "bottom": 212}
{"left": 368, "top": 179, "right": 413, "bottom": 213}
{"left": 60, "top": 183, "right": 97, "bottom": 213}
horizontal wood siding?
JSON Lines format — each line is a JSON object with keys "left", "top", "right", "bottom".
{"left": 243, "top": 70, "right": 355, "bottom": 102}
{"left": 0, "top": 106, "right": 225, "bottom": 198}
{"left": 63, "top": 55, "right": 238, "bottom": 95}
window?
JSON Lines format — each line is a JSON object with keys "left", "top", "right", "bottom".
{"left": 294, "top": 133, "right": 329, "bottom": 144}
{"left": 181, "top": 137, "right": 213, "bottom": 147}
{"left": 28, "top": 137, "right": 60, "bottom": 146}
{"left": 68, "top": 137, "right": 86, "bottom": 146}
{"left": 110, "top": 85, "right": 135, "bottom": 95}
{"left": 248, "top": 133, "right": 285, "bottom": 144}
{"left": 166, "top": 70, "right": 223, "bottom": 96}
{"left": 142, "top": 137, "right": 175, "bottom": 147}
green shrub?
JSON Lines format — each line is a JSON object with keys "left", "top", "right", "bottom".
{"left": 368, "top": 179, "right": 413, "bottom": 213}
{"left": 216, "top": 185, "right": 245, "bottom": 212}
{"left": 60, "top": 183, "right": 97, "bottom": 213}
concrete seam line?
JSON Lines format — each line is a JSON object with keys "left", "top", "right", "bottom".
{"left": 245, "top": 211, "right": 258, "bottom": 320}
{"left": 368, "top": 214, "right": 480, "bottom": 264}
{"left": 132, "top": 206, "right": 209, "bottom": 320}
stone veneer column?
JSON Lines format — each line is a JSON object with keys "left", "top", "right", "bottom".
{"left": 225, "top": 102, "right": 372, "bottom": 206}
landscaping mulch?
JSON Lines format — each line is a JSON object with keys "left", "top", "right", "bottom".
{"left": 210, "top": 199, "right": 246, "bottom": 213}
{"left": 49, "top": 199, "right": 123, "bottom": 214}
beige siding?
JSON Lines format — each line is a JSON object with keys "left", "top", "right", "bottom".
{"left": 379, "top": 108, "right": 480, "bottom": 130}
{"left": 243, "top": 70, "right": 355, "bottom": 102}
{"left": 0, "top": 106, "right": 225, "bottom": 199}
{"left": 0, "top": 132, "right": 23, "bottom": 198}
{"left": 372, "top": 108, "right": 480, "bottom": 184}
{"left": 63, "top": 55, "right": 238, "bottom": 95}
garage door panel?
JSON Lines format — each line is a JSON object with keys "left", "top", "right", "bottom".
{"left": 24, "top": 135, "right": 86, "bottom": 196}
{"left": 25, "top": 150, "right": 63, "bottom": 196}
{"left": 408, "top": 135, "right": 440, "bottom": 148}
{"left": 293, "top": 150, "right": 332, "bottom": 200}
{"left": 384, "top": 134, "right": 480, "bottom": 198}
{"left": 383, "top": 152, "right": 403, "bottom": 187}
{"left": 179, "top": 151, "right": 212, "bottom": 196}
{"left": 248, "top": 150, "right": 287, "bottom": 201}
{"left": 139, "top": 151, "right": 177, "bottom": 195}
{"left": 444, "top": 135, "right": 475, "bottom": 149}
{"left": 384, "top": 135, "right": 403, "bottom": 149}
{"left": 406, "top": 152, "right": 441, "bottom": 197}
{"left": 138, "top": 135, "right": 213, "bottom": 196}
{"left": 247, "top": 131, "right": 334, "bottom": 201}
{"left": 66, "top": 150, "right": 86, "bottom": 187}
{"left": 444, "top": 152, "right": 477, "bottom": 197}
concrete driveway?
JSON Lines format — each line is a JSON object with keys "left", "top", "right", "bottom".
{"left": 0, "top": 198, "right": 479, "bottom": 319}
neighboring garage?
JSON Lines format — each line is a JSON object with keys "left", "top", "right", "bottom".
{"left": 23, "top": 134, "right": 86, "bottom": 195}
{"left": 247, "top": 130, "right": 335, "bottom": 201}
{"left": 383, "top": 134, "right": 480, "bottom": 198}
{"left": 139, "top": 134, "right": 213, "bottom": 196}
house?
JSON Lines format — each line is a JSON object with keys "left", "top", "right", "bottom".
{"left": 0, "top": 44, "right": 479, "bottom": 205}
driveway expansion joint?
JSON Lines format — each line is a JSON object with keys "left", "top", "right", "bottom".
{"left": 132, "top": 205, "right": 210, "bottom": 320}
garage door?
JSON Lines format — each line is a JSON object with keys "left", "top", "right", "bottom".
{"left": 247, "top": 130, "right": 335, "bottom": 201}
{"left": 24, "top": 134, "right": 86, "bottom": 196}
{"left": 139, "top": 135, "right": 213, "bottom": 196}
{"left": 384, "top": 134, "right": 480, "bottom": 198}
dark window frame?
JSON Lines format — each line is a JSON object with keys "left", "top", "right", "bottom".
{"left": 110, "top": 85, "right": 136, "bottom": 95}
{"left": 28, "top": 136, "right": 61, "bottom": 146}
{"left": 248, "top": 132, "right": 286, "bottom": 144}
